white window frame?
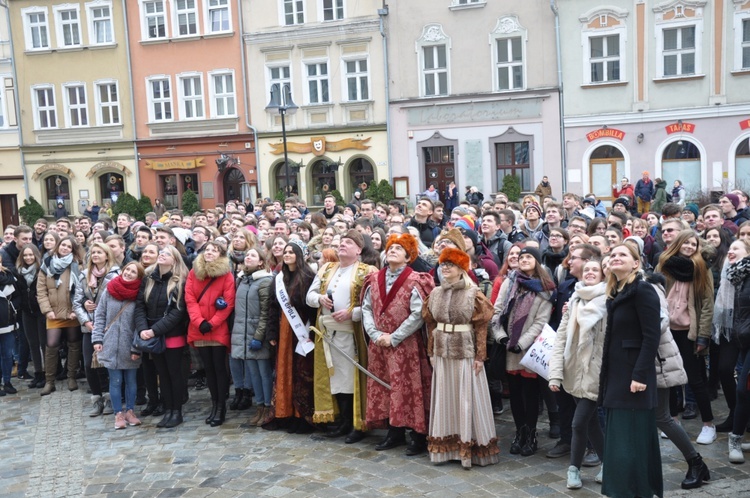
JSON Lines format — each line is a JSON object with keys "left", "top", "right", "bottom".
{"left": 303, "top": 60, "right": 330, "bottom": 104}
{"left": 177, "top": 73, "right": 204, "bottom": 120}
{"left": 53, "top": 4, "right": 82, "bottom": 49}
{"left": 420, "top": 44, "right": 449, "bottom": 97}
{"left": 31, "top": 85, "right": 57, "bottom": 130}
{"left": 267, "top": 64, "right": 292, "bottom": 101}
{"left": 62, "top": 83, "right": 89, "bottom": 128}
{"left": 86, "top": 1, "right": 115, "bottom": 46}
{"left": 140, "top": 0, "right": 168, "bottom": 40}
{"left": 733, "top": 12, "right": 750, "bottom": 71}
{"left": 205, "top": 0, "right": 231, "bottom": 34}
{"left": 320, "top": 0, "right": 344, "bottom": 22}
{"left": 173, "top": 0, "right": 199, "bottom": 37}
{"left": 208, "top": 70, "right": 236, "bottom": 118}
{"left": 22, "top": 7, "right": 50, "bottom": 51}
{"left": 94, "top": 80, "right": 120, "bottom": 126}
{"left": 146, "top": 76, "right": 173, "bottom": 122}
{"left": 655, "top": 19, "right": 703, "bottom": 78}
{"left": 280, "top": 0, "right": 305, "bottom": 26}
{"left": 582, "top": 28, "right": 627, "bottom": 84}
{"left": 490, "top": 17, "right": 527, "bottom": 92}
{"left": 0, "top": 83, "right": 5, "bottom": 129}
{"left": 342, "top": 57, "right": 370, "bottom": 102}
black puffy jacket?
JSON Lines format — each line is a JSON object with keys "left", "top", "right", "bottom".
{"left": 134, "top": 269, "right": 187, "bottom": 338}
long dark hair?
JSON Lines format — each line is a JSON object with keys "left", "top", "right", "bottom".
{"left": 703, "top": 226, "right": 732, "bottom": 271}
{"left": 281, "top": 242, "right": 315, "bottom": 308}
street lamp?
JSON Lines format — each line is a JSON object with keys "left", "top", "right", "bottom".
{"left": 266, "top": 85, "right": 298, "bottom": 197}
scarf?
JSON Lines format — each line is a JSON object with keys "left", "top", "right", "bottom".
{"left": 727, "top": 256, "right": 750, "bottom": 287}
{"left": 713, "top": 260, "right": 738, "bottom": 343}
{"left": 21, "top": 265, "right": 37, "bottom": 286}
{"left": 565, "top": 282, "right": 607, "bottom": 374}
{"left": 230, "top": 250, "right": 245, "bottom": 266}
{"left": 88, "top": 265, "right": 107, "bottom": 289}
{"left": 45, "top": 254, "right": 74, "bottom": 288}
{"left": 661, "top": 254, "right": 694, "bottom": 282}
{"left": 502, "top": 270, "right": 552, "bottom": 348}
{"left": 107, "top": 275, "right": 142, "bottom": 302}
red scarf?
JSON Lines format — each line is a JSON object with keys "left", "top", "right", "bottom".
{"left": 107, "top": 275, "right": 142, "bottom": 301}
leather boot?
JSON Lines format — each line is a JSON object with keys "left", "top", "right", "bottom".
{"left": 405, "top": 431, "right": 428, "bottom": 456}
{"left": 246, "top": 406, "right": 265, "bottom": 427}
{"left": 510, "top": 426, "right": 527, "bottom": 455}
{"left": 325, "top": 394, "right": 353, "bottom": 438}
{"left": 29, "top": 372, "right": 44, "bottom": 389}
{"left": 521, "top": 428, "right": 538, "bottom": 456}
{"left": 229, "top": 389, "right": 242, "bottom": 410}
{"left": 681, "top": 453, "right": 710, "bottom": 489}
{"left": 375, "top": 426, "right": 406, "bottom": 450}
{"left": 156, "top": 409, "right": 173, "bottom": 428}
{"left": 166, "top": 408, "right": 183, "bottom": 428}
{"left": 205, "top": 401, "right": 218, "bottom": 424}
{"left": 210, "top": 403, "right": 226, "bottom": 427}
{"left": 40, "top": 346, "right": 59, "bottom": 396}
{"left": 66, "top": 341, "right": 81, "bottom": 391}
{"left": 237, "top": 389, "right": 253, "bottom": 410}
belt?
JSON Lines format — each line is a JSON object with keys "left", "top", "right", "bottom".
{"left": 435, "top": 322, "right": 472, "bottom": 333}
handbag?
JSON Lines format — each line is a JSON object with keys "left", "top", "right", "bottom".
{"left": 132, "top": 332, "right": 166, "bottom": 354}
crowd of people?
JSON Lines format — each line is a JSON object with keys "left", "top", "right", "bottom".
{"left": 2, "top": 184, "right": 750, "bottom": 497}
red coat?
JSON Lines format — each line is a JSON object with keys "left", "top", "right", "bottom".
{"left": 185, "top": 256, "right": 236, "bottom": 348}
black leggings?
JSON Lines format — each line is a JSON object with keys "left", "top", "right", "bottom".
{"left": 22, "top": 311, "right": 46, "bottom": 373}
{"left": 717, "top": 336, "right": 740, "bottom": 412}
{"left": 141, "top": 355, "right": 160, "bottom": 405}
{"left": 508, "top": 373, "right": 540, "bottom": 431}
{"left": 46, "top": 326, "right": 81, "bottom": 348}
{"left": 82, "top": 333, "right": 108, "bottom": 396}
{"left": 153, "top": 347, "right": 186, "bottom": 411}
{"left": 198, "top": 346, "right": 229, "bottom": 406}
{"left": 733, "top": 348, "right": 750, "bottom": 435}
{"left": 570, "top": 397, "right": 605, "bottom": 469}
{"left": 672, "top": 330, "right": 713, "bottom": 422}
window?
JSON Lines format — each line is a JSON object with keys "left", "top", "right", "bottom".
{"left": 496, "top": 141, "right": 530, "bottom": 191}
{"left": 175, "top": 0, "right": 198, "bottom": 36}
{"left": 590, "top": 35, "right": 620, "bottom": 82}
{"left": 323, "top": 0, "right": 343, "bottom": 21}
{"left": 178, "top": 75, "right": 204, "bottom": 119}
{"left": 306, "top": 62, "right": 329, "bottom": 104}
{"left": 87, "top": 2, "right": 113, "bottom": 45}
{"left": 269, "top": 65, "right": 291, "bottom": 97}
{"left": 422, "top": 45, "right": 448, "bottom": 96}
{"left": 55, "top": 7, "right": 81, "bottom": 47}
{"left": 283, "top": 0, "right": 304, "bottom": 26}
{"left": 663, "top": 26, "right": 695, "bottom": 76}
{"left": 662, "top": 140, "right": 701, "bottom": 190}
{"left": 496, "top": 37, "right": 523, "bottom": 90}
{"left": 0, "top": 90, "right": 4, "bottom": 127}
{"left": 64, "top": 84, "right": 88, "bottom": 127}
{"left": 210, "top": 72, "right": 235, "bottom": 117}
{"left": 99, "top": 172, "right": 124, "bottom": 205}
{"left": 95, "top": 82, "right": 120, "bottom": 125}
{"left": 23, "top": 8, "right": 49, "bottom": 50}
{"left": 45, "top": 175, "right": 71, "bottom": 214}
{"left": 207, "top": 0, "right": 230, "bottom": 33}
{"left": 742, "top": 19, "right": 750, "bottom": 70}
{"left": 142, "top": 0, "right": 167, "bottom": 39}
{"left": 148, "top": 78, "right": 172, "bottom": 121}
{"left": 345, "top": 59, "right": 369, "bottom": 101}
{"left": 33, "top": 86, "right": 57, "bottom": 129}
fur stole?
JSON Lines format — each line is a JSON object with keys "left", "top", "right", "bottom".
{"left": 193, "top": 255, "right": 231, "bottom": 280}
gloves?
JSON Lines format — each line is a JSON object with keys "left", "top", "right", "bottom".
{"left": 250, "top": 339, "right": 263, "bottom": 351}
{"left": 199, "top": 320, "right": 212, "bottom": 334}
{"left": 497, "top": 337, "right": 509, "bottom": 347}
{"left": 508, "top": 344, "right": 522, "bottom": 354}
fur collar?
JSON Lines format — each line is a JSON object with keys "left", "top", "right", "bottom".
{"left": 193, "top": 254, "right": 231, "bottom": 280}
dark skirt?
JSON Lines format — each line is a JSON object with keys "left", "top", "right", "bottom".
{"left": 602, "top": 408, "right": 663, "bottom": 498}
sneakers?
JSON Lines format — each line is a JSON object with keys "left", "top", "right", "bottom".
{"left": 729, "top": 433, "right": 745, "bottom": 464}
{"left": 546, "top": 441, "right": 571, "bottom": 458}
{"left": 661, "top": 431, "right": 669, "bottom": 439}
{"left": 566, "top": 466, "right": 582, "bottom": 489}
{"left": 696, "top": 425, "right": 717, "bottom": 445}
{"left": 596, "top": 465, "right": 604, "bottom": 484}
{"left": 124, "top": 409, "right": 142, "bottom": 426}
{"left": 582, "top": 448, "right": 601, "bottom": 467}
{"left": 114, "top": 412, "right": 127, "bottom": 430}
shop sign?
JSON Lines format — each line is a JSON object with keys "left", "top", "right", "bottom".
{"left": 740, "top": 119, "right": 750, "bottom": 130}
{"left": 269, "top": 137, "right": 371, "bottom": 156}
{"left": 407, "top": 98, "right": 543, "bottom": 126}
{"left": 586, "top": 128, "right": 625, "bottom": 142}
{"left": 31, "top": 163, "right": 74, "bottom": 180}
{"left": 86, "top": 161, "right": 132, "bottom": 178}
{"left": 665, "top": 122, "right": 695, "bottom": 134}
{"left": 144, "top": 157, "right": 206, "bottom": 170}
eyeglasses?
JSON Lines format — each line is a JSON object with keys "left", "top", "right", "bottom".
{"left": 437, "top": 240, "right": 456, "bottom": 247}
{"left": 662, "top": 228, "right": 677, "bottom": 233}
{"left": 549, "top": 234, "right": 565, "bottom": 240}
{"left": 439, "top": 262, "right": 456, "bottom": 269}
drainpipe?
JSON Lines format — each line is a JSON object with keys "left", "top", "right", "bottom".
{"left": 1, "top": 1, "right": 29, "bottom": 200}
{"left": 238, "top": 0, "right": 261, "bottom": 202}
{"left": 121, "top": 0, "right": 140, "bottom": 198}
{"left": 378, "top": 3, "right": 392, "bottom": 182}
{"left": 550, "top": 0, "right": 567, "bottom": 193}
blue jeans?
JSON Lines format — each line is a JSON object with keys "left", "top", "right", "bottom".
{"left": 0, "top": 332, "right": 14, "bottom": 384}
{"left": 247, "top": 359, "right": 273, "bottom": 406}
{"left": 108, "top": 368, "right": 137, "bottom": 413}
{"left": 229, "top": 357, "right": 251, "bottom": 390}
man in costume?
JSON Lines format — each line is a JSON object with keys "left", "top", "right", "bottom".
{"left": 361, "top": 233, "right": 435, "bottom": 455}
{"left": 306, "top": 229, "right": 376, "bottom": 443}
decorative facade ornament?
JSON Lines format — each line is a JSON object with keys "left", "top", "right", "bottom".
{"left": 269, "top": 136, "right": 371, "bottom": 156}
{"left": 493, "top": 16, "right": 523, "bottom": 35}
{"left": 418, "top": 24, "right": 448, "bottom": 44}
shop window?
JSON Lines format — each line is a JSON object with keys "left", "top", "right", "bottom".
{"left": 495, "top": 141, "right": 530, "bottom": 191}
{"left": 349, "top": 158, "right": 375, "bottom": 194}
{"left": 662, "top": 140, "right": 700, "bottom": 190}
{"left": 311, "top": 160, "right": 337, "bottom": 205}
{"left": 45, "top": 175, "right": 71, "bottom": 216}
{"left": 274, "top": 162, "right": 299, "bottom": 199}
{"left": 99, "top": 172, "right": 124, "bottom": 206}
{"left": 160, "top": 173, "right": 199, "bottom": 210}
{"left": 735, "top": 138, "right": 750, "bottom": 186}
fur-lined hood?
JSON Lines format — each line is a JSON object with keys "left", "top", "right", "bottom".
{"left": 192, "top": 254, "right": 231, "bottom": 280}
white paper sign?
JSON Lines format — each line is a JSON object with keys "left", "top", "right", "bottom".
{"left": 519, "top": 324, "right": 556, "bottom": 380}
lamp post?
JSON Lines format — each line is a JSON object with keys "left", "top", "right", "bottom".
{"left": 266, "top": 85, "right": 298, "bottom": 197}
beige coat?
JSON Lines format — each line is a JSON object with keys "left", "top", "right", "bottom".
{"left": 664, "top": 271, "right": 714, "bottom": 354}
{"left": 37, "top": 265, "right": 80, "bottom": 319}
{"left": 492, "top": 276, "right": 553, "bottom": 373}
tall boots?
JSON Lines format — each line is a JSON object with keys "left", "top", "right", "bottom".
{"left": 325, "top": 393, "right": 354, "bottom": 438}
{"left": 40, "top": 346, "right": 59, "bottom": 396}
{"left": 66, "top": 341, "right": 81, "bottom": 391}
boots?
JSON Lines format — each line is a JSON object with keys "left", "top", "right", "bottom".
{"left": 521, "top": 428, "right": 538, "bottom": 456}
{"left": 247, "top": 406, "right": 265, "bottom": 427}
{"left": 29, "top": 372, "right": 44, "bottom": 389}
{"left": 681, "top": 453, "right": 710, "bottom": 489}
{"left": 229, "top": 389, "right": 243, "bottom": 410}
{"left": 101, "top": 393, "right": 114, "bottom": 415}
{"left": 510, "top": 426, "right": 528, "bottom": 455}
{"left": 89, "top": 395, "right": 104, "bottom": 417}
{"left": 375, "top": 426, "right": 406, "bottom": 450}
{"left": 165, "top": 408, "right": 183, "bottom": 428}
{"left": 405, "top": 431, "right": 428, "bottom": 456}
{"left": 156, "top": 409, "right": 173, "bottom": 428}
{"left": 325, "top": 394, "right": 353, "bottom": 438}
{"left": 205, "top": 401, "right": 218, "bottom": 424}
{"left": 729, "top": 433, "right": 745, "bottom": 464}
{"left": 237, "top": 389, "right": 253, "bottom": 410}
{"left": 40, "top": 346, "right": 59, "bottom": 396}
{"left": 66, "top": 341, "right": 81, "bottom": 391}
{"left": 210, "top": 402, "right": 226, "bottom": 427}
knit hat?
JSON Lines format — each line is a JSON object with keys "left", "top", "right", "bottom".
{"left": 518, "top": 246, "right": 542, "bottom": 265}
{"left": 341, "top": 229, "right": 364, "bottom": 249}
{"left": 287, "top": 238, "right": 309, "bottom": 259}
{"left": 345, "top": 203, "right": 359, "bottom": 215}
{"left": 439, "top": 247, "right": 470, "bottom": 273}
{"left": 437, "top": 228, "right": 466, "bottom": 252}
{"left": 683, "top": 203, "right": 699, "bottom": 219}
{"left": 385, "top": 233, "right": 419, "bottom": 264}
{"left": 612, "top": 197, "right": 629, "bottom": 210}
{"left": 458, "top": 227, "right": 479, "bottom": 250}
{"left": 525, "top": 203, "right": 543, "bottom": 217}
{"left": 582, "top": 196, "right": 596, "bottom": 206}
{"left": 624, "top": 236, "right": 644, "bottom": 256}
{"left": 724, "top": 194, "right": 740, "bottom": 210}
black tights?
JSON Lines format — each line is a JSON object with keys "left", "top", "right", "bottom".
{"left": 198, "top": 346, "right": 229, "bottom": 406}
{"left": 153, "top": 347, "right": 186, "bottom": 410}
{"left": 717, "top": 337, "right": 740, "bottom": 412}
{"left": 508, "top": 374, "right": 540, "bottom": 431}
{"left": 47, "top": 326, "right": 81, "bottom": 348}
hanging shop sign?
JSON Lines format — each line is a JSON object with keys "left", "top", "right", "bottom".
{"left": 665, "top": 122, "right": 695, "bottom": 134}
{"left": 586, "top": 128, "right": 625, "bottom": 142}
{"left": 270, "top": 137, "right": 371, "bottom": 156}
{"left": 740, "top": 119, "right": 750, "bottom": 130}
{"left": 144, "top": 158, "right": 206, "bottom": 170}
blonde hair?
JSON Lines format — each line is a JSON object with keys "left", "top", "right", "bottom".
{"left": 605, "top": 243, "right": 641, "bottom": 298}
{"left": 85, "top": 242, "right": 115, "bottom": 277}
{"left": 144, "top": 245, "right": 187, "bottom": 307}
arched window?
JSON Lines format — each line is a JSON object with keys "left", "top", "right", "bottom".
{"left": 349, "top": 158, "right": 375, "bottom": 195}
{"left": 589, "top": 145, "right": 625, "bottom": 203}
{"left": 590, "top": 145, "right": 624, "bottom": 160}
{"left": 736, "top": 138, "right": 750, "bottom": 187}
{"left": 45, "top": 175, "right": 71, "bottom": 215}
{"left": 99, "top": 172, "right": 124, "bottom": 205}
{"left": 662, "top": 140, "right": 700, "bottom": 190}
{"left": 274, "top": 162, "right": 299, "bottom": 198}
{"left": 310, "top": 160, "right": 337, "bottom": 205}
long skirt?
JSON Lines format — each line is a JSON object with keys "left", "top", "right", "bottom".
{"left": 270, "top": 315, "right": 314, "bottom": 422}
{"left": 602, "top": 408, "right": 663, "bottom": 498}
{"left": 427, "top": 356, "right": 499, "bottom": 468}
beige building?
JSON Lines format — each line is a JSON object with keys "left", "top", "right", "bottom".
{"left": 10, "top": 0, "right": 136, "bottom": 220}
{"left": 242, "top": 0, "right": 388, "bottom": 205}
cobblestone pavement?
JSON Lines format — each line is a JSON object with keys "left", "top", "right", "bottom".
{"left": 2, "top": 378, "right": 750, "bottom": 497}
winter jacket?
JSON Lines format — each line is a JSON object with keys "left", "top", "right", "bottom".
{"left": 612, "top": 183, "right": 635, "bottom": 205}
{"left": 407, "top": 217, "right": 439, "bottom": 247}
{"left": 73, "top": 266, "right": 120, "bottom": 331}
{"left": 635, "top": 178, "right": 655, "bottom": 202}
{"left": 534, "top": 181, "right": 552, "bottom": 204}
{"left": 483, "top": 231, "right": 512, "bottom": 267}
{"left": 651, "top": 180, "right": 668, "bottom": 214}
{"left": 231, "top": 270, "right": 273, "bottom": 360}
{"left": 645, "top": 273, "right": 688, "bottom": 389}
{"left": 672, "top": 185, "right": 686, "bottom": 207}
{"left": 731, "top": 265, "right": 750, "bottom": 349}
{"left": 0, "top": 270, "right": 17, "bottom": 334}
{"left": 663, "top": 268, "right": 714, "bottom": 354}
{"left": 185, "top": 255, "right": 236, "bottom": 348}
{"left": 91, "top": 289, "right": 141, "bottom": 370}
{"left": 133, "top": 269, "right": 187, "bottom": 339}
{"left": 16, "top": 267, "right": 41, "bottom": 314}
{"left": 731, "top": 209, "right": 750, "bottom": 226}
{"left": 37, "top": 259, "right": 82, "bottom": 320}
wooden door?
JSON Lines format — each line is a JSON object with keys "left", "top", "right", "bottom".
{"left": 423, "top": 145, "right": 455, "bottom": 202}
{"left": 223, "top": 167, "right": 245, "bottom": 203}
{"left": 0, "top": 195, "right": 19, "bottom": 228}
{"left": 590, "top": 159, "right": 625, "bottom": 204}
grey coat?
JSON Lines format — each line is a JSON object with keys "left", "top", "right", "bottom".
{"left": 91, "top": 289, "right": 141, "bottom": 370}
{"left": 231, "top": 270, "right": 273, "bottom": 360}
{"left": 74, "top": 266, "right": 120, "bottom": 332}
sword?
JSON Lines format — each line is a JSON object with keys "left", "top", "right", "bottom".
{"left": 310, "top": 326, "right": 392, "bottom": 390}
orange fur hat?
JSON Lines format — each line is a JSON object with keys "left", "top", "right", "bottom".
{"left": 438, "top": 246, "right": 470, "bottom": 273}
{"left": 385, "top": 233, "right": 419, "bottom": 264}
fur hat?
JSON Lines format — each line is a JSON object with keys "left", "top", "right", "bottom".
{"left": 438, "top": 228, "right": 466, "bottom": 252}
{"left": 341, "top": 229, "right": 364, "bottom": 250}
{"left": 439, "top": 247, "right": 470, "bottom": 273}
{"left": 385, "top": 233, "right": 419, "bottom": 264}
{"left": 518, "top": 246, "right": 542, "bottom": 265}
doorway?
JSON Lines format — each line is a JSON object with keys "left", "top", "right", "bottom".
{"left": 589, "top": 146, "right": 625, "bottom": 205}
{"left": 223, "top": 168, "right": 245, "bottom": 204}
{"left": 0, "top": 195, "right": 19, "bottom": 228}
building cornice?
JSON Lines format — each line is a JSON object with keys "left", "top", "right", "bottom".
{"left": 563, "top": 103, "right": 750, "bottom": 127}
{"left": 244, "top": 19, "right": 381, "bottom": 45}
{"left": 390, "top": 87, "right": 560, "bottom": 108}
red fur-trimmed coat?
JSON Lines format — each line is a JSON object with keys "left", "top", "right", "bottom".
{"left": 186, "top": 255, "right": 236, "bottom": 348}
